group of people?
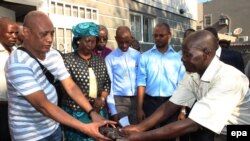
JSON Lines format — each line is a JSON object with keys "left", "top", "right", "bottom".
{"left": 1, "top": 10, "right": 250, "bottom": 141}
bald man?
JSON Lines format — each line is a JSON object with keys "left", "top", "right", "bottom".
{"left": 0, "top": 17, "right": 18, "bottom": 141}
{"left": 105, "top": 26, "right": 141, "bottom": 127}
{"left": 122, "top": 30, "right": 250, "bottom": 141}
{"left": 5, "top": 11, "right": 114, "bottom": 141}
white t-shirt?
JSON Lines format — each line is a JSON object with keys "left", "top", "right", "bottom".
{"left": 0, "top": 43, "right": 15, "bottom": 101}
{"left": 170, "top": 57, "right": 250, "bottom": 135}
{"left": 5, "top": 48, "right": 70, "bottom": 141}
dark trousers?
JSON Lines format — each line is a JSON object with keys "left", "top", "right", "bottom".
{"left": 190, "top": 127, "right": 214, "bottom": 141}
{"left": 0, "top": 102, "right": 11, "bottom": 141}
{"left": 143, "top": 95, "right": 179, "bottom": 141}
{"left": 114, "top": 96, "right": 138, "bottom": 125}
{"left": 190, "top": 128, "right": 226, "bottom": 141}
{"left": 214, "top": 134, "right": 226, "bottom": 141}
{"left": 180, "top": 102, "right": 217, "bottom": 141}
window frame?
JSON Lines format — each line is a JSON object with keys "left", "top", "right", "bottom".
{"left": 204, "top": 14, "right": 212, "bottom": 27}
{"left": 49, "top": 0, "right": 98, "bottom": 53}
{"left": 130, "top": 12, "right": 155, "bottom": 43}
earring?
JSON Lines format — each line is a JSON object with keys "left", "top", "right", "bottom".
{"left": 77, "top": 41, "right": 80, "bottom": 44}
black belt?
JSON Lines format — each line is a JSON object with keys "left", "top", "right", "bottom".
{"left": 145, "top": 94, "right": 170, "bottom": 101}
{"left": 214, "top": 133, "right": 227, "bottom": 141}
{"left": 0, "top": 101, "right": 8, "bottom": 105}
{"left": 114, "top": 95, "right": 136, "bottom": 98}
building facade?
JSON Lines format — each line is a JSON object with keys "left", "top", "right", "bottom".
{"left": 198, "top": 0, "right": 250, "bottom": 42}
{"left": 0, "top": 0, "right": 197, "bottom": 52}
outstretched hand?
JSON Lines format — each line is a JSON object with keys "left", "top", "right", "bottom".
{"left": 119, "top": 124, "right": 142, "bottom": 136}
{"left": 91, "top": 111, "right": 116, "bottom": 129}
{"left": 119, "top": 127, "right": 143, "bottom": 141}
{"left": 80, "top": 120, "right": 116, "bottom": 141}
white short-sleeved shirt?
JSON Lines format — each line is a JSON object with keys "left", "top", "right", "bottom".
{"left": 5, "top": 48, "right": 70, "bottom": 141}
{"left": 0, "top": 43, "right": 15, "bottom": 101}
{"left": 170, "top": 57, "right": 250, "bottom": 135}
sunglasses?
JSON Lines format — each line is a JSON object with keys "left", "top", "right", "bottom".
{"left": 98, "top": 36, "right": 108, "bottom": 41}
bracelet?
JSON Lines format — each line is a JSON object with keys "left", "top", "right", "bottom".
{"left": 87, "top": 108, "right": 95, "bottom": 117}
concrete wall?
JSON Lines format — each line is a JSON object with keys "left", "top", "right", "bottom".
{"left": 0, "top": 6, "right": 15, "bottom": 19}
{"left": 61, "top": 0, "right": 196, "bottom": 51}
{"left": 197, "top": 3, "right": 203, "bottom": 29}
{"left": 0, "top": 0, "right": 197, "bottom": 51}
{"left": 203, "top": 0, "right": 250, "bottom": 40}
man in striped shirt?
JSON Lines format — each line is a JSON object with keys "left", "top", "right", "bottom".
{"left": 5, "top": 11, "right": 114, "bottom": 141}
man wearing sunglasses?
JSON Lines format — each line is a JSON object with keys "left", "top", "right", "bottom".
{"left": 92, "top": 25, "right": 112, "bottom": 58}
{"left": 136, "top": 23, "right": 185, "bottom": 141}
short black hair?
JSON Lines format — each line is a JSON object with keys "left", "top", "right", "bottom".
{"left": 156, "top": 22, "right": 171, "bottom": 33}
{"left": 219, "top": 39, "right": 231, "bottom": 48}
{"left": 184, "top": 28, "right": 195, "bottom": 39}
{"left": 204, "top": 26, "right": 218, "bottom": 39}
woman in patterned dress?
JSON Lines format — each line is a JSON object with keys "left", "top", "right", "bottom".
{"left": 62, "top": 22, "right": 111, "bottom": 141}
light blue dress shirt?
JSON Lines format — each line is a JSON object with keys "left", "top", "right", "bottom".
{"left": 137, "top": 45, "right": 185, "bottom": 97}
{"left": 105, "top": 47, "right": 141, "bottom": 115}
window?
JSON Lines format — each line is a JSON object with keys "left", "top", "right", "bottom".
{"left": 196, "top": 26, "right": 202, "bottom": 30}
{"left": 204, "top": 15, "right": 212, "bottom": 27}
{"left": 238, "top": 36, "right": 249, "bottom": 42}
{"left": 49, "top": 0, "right": 98, "bottom": 53}
{"left": 130, "top": 12, "right": 154, "bottom": 43}
{"left": 50, "top": 0, "right": 98, "bottom": 20}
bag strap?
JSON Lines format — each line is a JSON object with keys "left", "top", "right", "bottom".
{"left": 18, "top": 47, "right": 56, "bottom": 84}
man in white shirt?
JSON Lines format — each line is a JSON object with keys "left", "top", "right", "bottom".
{"left": 121, "top": 30, "right": 250, "bottom": 141}
{"left": 0, "top": 17, "right": 18, "bottom": 141}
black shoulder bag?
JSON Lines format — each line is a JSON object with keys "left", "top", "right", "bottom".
{"left": 18, "top": 47, "right": 63, "bottom": 106}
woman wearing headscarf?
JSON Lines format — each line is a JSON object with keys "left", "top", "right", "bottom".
{"left": 62, "top": 22, "right": 111, "bottom": 141}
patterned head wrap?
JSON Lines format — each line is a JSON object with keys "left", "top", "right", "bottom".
{"left": 72, "top": 22, "right": 99, "bottom": 51}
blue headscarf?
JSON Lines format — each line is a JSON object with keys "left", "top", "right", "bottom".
{"left": 72, "top": 22, "right": 99, "bottom": 51}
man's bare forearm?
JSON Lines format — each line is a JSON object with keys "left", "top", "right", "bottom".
{"left": 132, "top": 118, "right": 200, "bottom": 141}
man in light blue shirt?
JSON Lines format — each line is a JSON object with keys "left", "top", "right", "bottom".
{"left": 105, "top": 26, "right": 140, "bottom": 127}
{"left": 136, "top": 23, "right": 185, "bottom": 133}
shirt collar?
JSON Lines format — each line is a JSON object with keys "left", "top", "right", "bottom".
{"left": 200, "top": 56, "right": 220, "bottom": 82}
{"left": 151, "top": 44, "right": 175, "bottom": 54}
{"left": 0, "top": 43, "right": 5, "bottom": 52}
{"left": 216, "top": 45, "right": 222, "bottom": 57}
{"left": 117, "top": 47, "right": 132, "bottom": 54}
{"left": 0, "top": 43, "right": 15, "bottom": 52}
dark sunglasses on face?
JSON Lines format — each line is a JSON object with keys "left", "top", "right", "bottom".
{"left": 98, "top": 36, "right": 108, "bottom": 41}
